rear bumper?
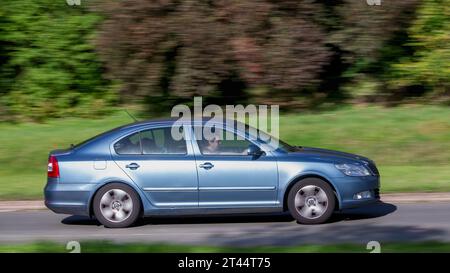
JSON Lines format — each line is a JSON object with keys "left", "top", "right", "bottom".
{"left": 334, "top": 175, "right": 381, "bottom": 210}
{"left": 44, "top": 180, "right": 95, "bottom": 216}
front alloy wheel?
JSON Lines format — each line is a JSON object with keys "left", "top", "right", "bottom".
{"left": 93, "top": 183, "right": 141, "bottom": 228}
{"left": 287, "top": 178, "right": 335, "bottom": 224}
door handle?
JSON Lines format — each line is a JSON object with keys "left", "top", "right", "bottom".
{"left": 199, "top": 162, "right": 214, "bottom": 170}
{"left": 125, "top": 163, "right": 140, "bottom": 170}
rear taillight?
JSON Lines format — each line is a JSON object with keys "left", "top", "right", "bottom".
{"left": 47, "top": 155, "right": 60, "bottom": 178}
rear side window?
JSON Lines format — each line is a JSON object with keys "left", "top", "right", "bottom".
{"left": 114, "top": 127, "right": 187, "bottom": 155}
{"left": 114, "top": 132, "right": 141, "bottom": 155}
{"left": 141, "top": 127, "right": 187, "bottom": 155}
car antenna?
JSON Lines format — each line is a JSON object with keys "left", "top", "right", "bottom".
{"left": 124, "top": 109, "right": 138, "bottom": 122}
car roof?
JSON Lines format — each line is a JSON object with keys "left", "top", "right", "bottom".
{"left": 118, "top": 117, "right": 247, "bottom": 131}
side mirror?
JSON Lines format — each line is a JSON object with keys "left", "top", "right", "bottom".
{"left": 247, "top": 144, "right": 264, "bottom": 157}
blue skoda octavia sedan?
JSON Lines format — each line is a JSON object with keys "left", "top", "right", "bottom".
{"left": 45, "top": 119, "right": 380, "bottom": 228}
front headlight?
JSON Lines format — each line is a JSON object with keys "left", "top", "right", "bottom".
{"left": 335, "top": 163, "right": 371, "bottom": 176}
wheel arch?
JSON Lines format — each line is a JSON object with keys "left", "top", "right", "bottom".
{"left": 282, "top": 174, "right": 342, "bottom": 211}
{"left": 88, "top": 180, "right": 144, "bottom": 218}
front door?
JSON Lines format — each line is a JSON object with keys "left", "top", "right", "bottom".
{"left": 193, "top": 126, "right": 278, "bottom": 208}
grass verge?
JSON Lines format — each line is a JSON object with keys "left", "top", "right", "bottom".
{"left": 1, "top": 241, "right": 450, "bottom": 253}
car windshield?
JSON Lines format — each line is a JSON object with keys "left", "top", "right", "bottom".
{"left": 244, "top": 125, "right": 301, "bottom": 152}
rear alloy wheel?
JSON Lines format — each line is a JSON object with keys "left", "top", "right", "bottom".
{"left": 93, "top": 183, "right": 141, "bottom": 228}
{"left": 287, "top": 178, "right": 335, "bottom": 224}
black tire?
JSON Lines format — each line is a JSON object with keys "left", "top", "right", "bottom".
{"left": 287, "top": 178, "right": 335, "bottom": 224}
{"left": 93, "top": 183, "right": 142, "bottom": 228}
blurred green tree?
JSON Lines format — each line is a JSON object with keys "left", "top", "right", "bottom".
{"left": 388, "top": 0, "right": 449, "bottom": 96}
{"left": 321, "top": 0, "right": 420, "bottom": 102}
{"left": 329, "top": 0, "right": 419, "bottom": 64}
{"left": 0, "top": 0, "right": 115, "bottom": 121}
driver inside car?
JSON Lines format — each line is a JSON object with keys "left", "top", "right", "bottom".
{"left": 202, "top": 136, "right": 222, "bottom": 154}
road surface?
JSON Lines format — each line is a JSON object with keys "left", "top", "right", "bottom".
{"left": 1, "top": 202, "right": 450, "bottom": 246}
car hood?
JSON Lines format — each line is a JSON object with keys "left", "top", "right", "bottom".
{"left": 288, "top": 146, "right": 370, "bottom": 163}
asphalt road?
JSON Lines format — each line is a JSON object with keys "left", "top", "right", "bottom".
{"left": 1, "top": 202, "right": 450, "bottom": 246}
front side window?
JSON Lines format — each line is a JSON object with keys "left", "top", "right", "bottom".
{"left": 195, "top": 127, "right": 251, "bottom": 155}
{"left": 114, "top": 127, "right": 187, "bottom": 155}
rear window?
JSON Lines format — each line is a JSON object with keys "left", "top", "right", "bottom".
{"left": 72, "top": 127, "right": 122, "bottom": 150}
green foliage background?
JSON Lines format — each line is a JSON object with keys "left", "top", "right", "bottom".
{"left": 389, "top": 0, "right": 450, "bottom": 95}
{"left": 0, "top": 0, "right": 448, "bottom": 120}
{"left": 0, "top": 0, "right": 116, "bottom": 121}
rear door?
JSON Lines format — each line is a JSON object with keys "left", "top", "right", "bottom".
{"left": 112, "top": 125, "right": 198, "bottom": 208}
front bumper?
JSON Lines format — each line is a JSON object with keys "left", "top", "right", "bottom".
{"left": 334, "top": 175, "right": 381, "bottom": 210}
